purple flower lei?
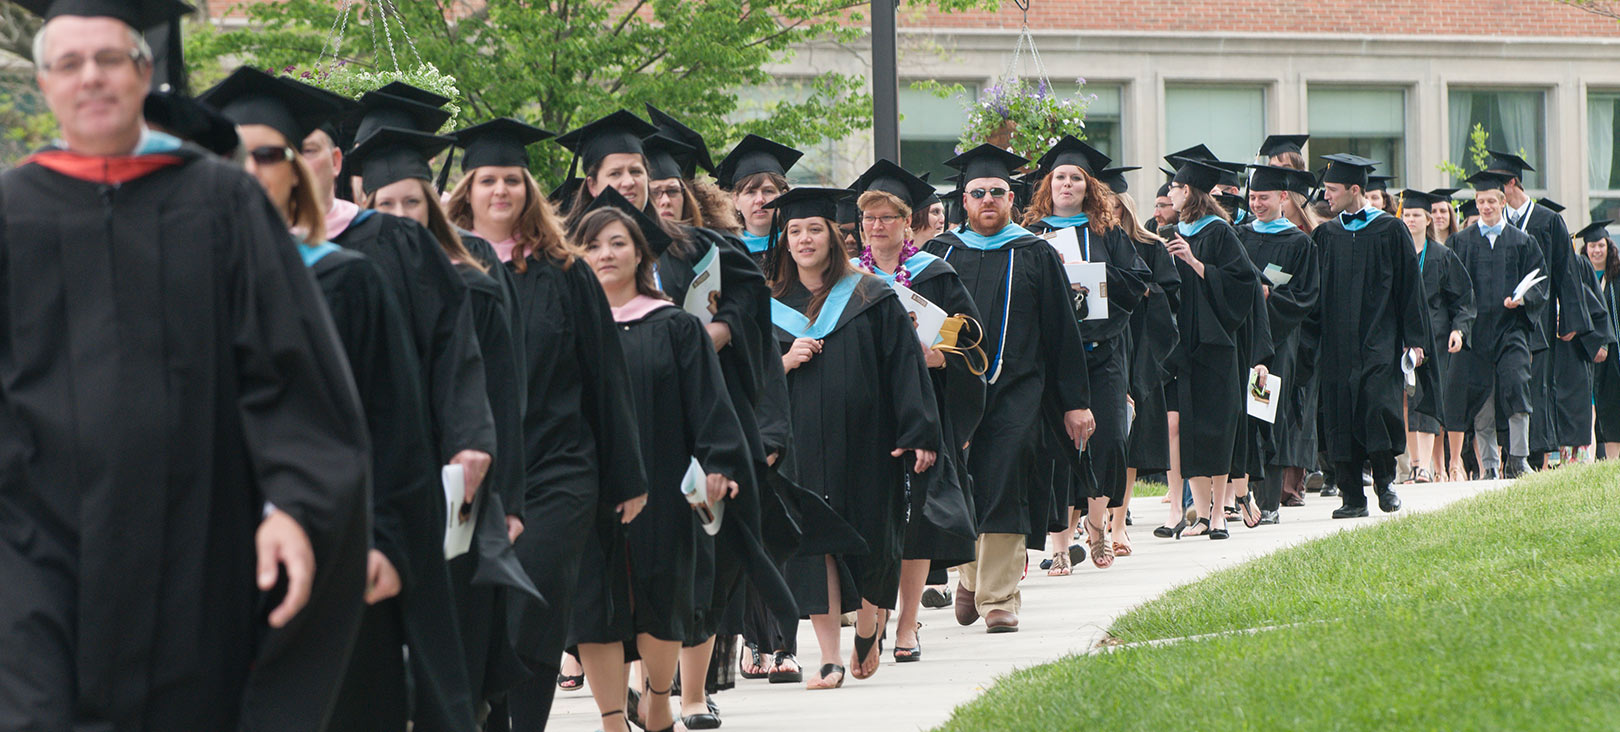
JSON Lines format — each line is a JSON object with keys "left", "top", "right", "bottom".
{"left": 861, "top": 240, "right": 921, "bottom": 286}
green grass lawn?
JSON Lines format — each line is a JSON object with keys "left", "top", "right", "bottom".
{"left": 937, "top": 462, "right": 1620, "bottom": 731}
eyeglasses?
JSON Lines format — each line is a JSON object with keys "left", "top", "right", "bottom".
{"left": 861, "top": 214, "right": 903, "bottom": 225}
{"left": 248, "top": 146, "right": 294, "bottom": 166}
{"left": 966, "top": 188, "right": 1009, "bottom": 200}
{"left": 40, "top": 48, "right": 144, "bottom": 76}
{"left": 650, "top": 186, "right": 683, "bottom": 201}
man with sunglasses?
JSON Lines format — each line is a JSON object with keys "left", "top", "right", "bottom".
{"left": 0, "top": 0, "right": 372, "bottom": 729}
{"left": 924, "top": 144, "right": 1093, "bottom": 635}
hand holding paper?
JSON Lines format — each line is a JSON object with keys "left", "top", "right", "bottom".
{"left": 1510, "top": 267, "right": 1546, "bottom": 305}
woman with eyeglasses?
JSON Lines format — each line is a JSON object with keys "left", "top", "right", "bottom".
{"left": 1022, "top": 137, "right": 1150, "bottom": 572}
{"left": 1158, "top": 157, "right": 1264, "bottom": 541}
{"left": 849, "top": 160, "right": 985, "bottom": 665}
{"left": 767, "top": 187, "right": 941, "bottom": 689}
{"left": 204, "top": 68, "right": 480, "bottom": 731}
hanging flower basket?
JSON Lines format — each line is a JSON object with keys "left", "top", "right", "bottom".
{"left": 955, "top": 78, "right": 1094, "bottom": 166}
{"left": 278, "top": 61, "right": 462, "bottom": 133}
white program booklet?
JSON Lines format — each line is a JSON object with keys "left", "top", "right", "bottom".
{"left": 1263, "top": 263, "right": 1293, "bottom": 287}
{"left": 1039, "top": 226, "right": 1086, "bottom": 265}
{"left": 683, "top": 244, "right": 721, "bottom": 325}
{"left": 891, "top": 281, "right": 949, "bottom": 346}
{"left": 680, "top": 458, "right": 725, "bottom": 536}
{"left": 1511, "top": 267, "right": 1546, "bottom": 304}
{"left": 1246, "top": 370, "right": 1283, "bottom": 424}
{"left": 443, "top": 464, "right": 475, "bottom": 559}
{"left": 1067, "top": 261, "right": 1108, "bottom": 320}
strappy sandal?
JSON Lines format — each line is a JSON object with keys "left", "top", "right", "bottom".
{"left": 601, "top": 710, "right": 627, "bottom": 732}
{"left": 640, "top": 680, "right": 675, "bottom": 732}
{"left": 1088, "top": 522, "right": 1113, "bottom": 569}
{"left": 1046, "top": 549, "right": 1071, "bottom": 576}
{"left": 1237, "top": 493, "right": 1261, "bottom": 529}
{"left": 893, "top": 622, "right": 922, "bottom": 663}
{"left": 1112, "top": 527, "right": 1133, "bottom": 557}
{"left": 1412, "top": 467, "right": 1433, "bottom": 483}
{"left": 738, "top": 642, "right": 769, "bottom": 679}
{"left": 1179, "top": 516, "right": 1210, "bottom": 539}
{"left": 806, "top": 663, "right": 846, "bottom": 690}
{"left": 767, "top": 651, "right": 802, "bottom": 684}
{"left": 556, "top": 670, "right": 583, "bottom": 691}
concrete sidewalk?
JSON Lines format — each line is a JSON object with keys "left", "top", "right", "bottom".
{"left": 546, "top": 479, "right": 1505, "bottom": 732}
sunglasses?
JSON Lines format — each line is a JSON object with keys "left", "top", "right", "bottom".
{"left": 248, "top": 146, "right": 294, "bottom": 166}
{"left": 967, "top": 187, "right": 1010, "bottom": 200}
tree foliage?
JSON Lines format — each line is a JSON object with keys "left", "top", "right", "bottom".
{"left": 191, "top": 0, "right": 996, "bottom": 182}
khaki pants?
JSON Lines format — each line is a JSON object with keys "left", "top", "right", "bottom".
{"left": 956, "top": 532, "right": 1026, "bottom": 615}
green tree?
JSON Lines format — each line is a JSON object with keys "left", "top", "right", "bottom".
{"left": 191, "top": 0, "right": 995, "bottom": 182}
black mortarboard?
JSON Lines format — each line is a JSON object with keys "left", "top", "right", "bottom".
{"left": 642, "top": 133, "right": 697, "bottom": 182}
{"left": 581, "top": 185, "right": 672, "bottom": 253}
{"left": 452, "top": 118, "right": 553, "bottom": 171}
{"left": 764, "top": 186, "right": 849, "bottom": 225}
{"left": 1576, "top": 219, "right": 1613, "bottom": 242}
{"left": 1396, "top": 189, "right": 1443, "bottom": 212}
{"left": 1484, "top": 149, "right": 1536, "bottom": 178}
{"left": 1215, "top": 192, "right": 1246, "bottom": 216}
{"left": 1213, "top": 160, "right": 1247, "bottom": 189}
{"left": 945, "top": 143, "right": 1027, "bottom": 186}
{"left": 715, "top": 134, "right": 802, "bottom": 190}
{"left": 1459, "top": 199, "right": 1479, "bottom": 219}
{"left": 1258, "top": 134, "right": 1309, "bottom": 158}
{"left": 1033, "top": 135, "right": 1111, "bottom": 177}
{"left": 1164, "top": 144, "right": 1216, "bottom": 168}
{"left": 835, "top": 195, "right": 861, "bottom": 227}
{"left": 549, "top": 177, "right": 583, "bottom": 210}
{"left": 144, "top": 90, "right": 238, "bottom": 156}
{"left": 1538, "top": 198, "right": 1566, "bottom": 214}
{"left": 16, "top": 0, "right": 191, "bottom": 27}
{"left": 1156, "top": 181, "right": 1172, "bottom": 198}
{"left": 1466, "top": 170, "right": 1512, "bottom": 192}
{"left": 555, "top": 110, "right": 659, "bottom": 172}
{"left": 199, "top": 66, "right": 346, "bottom": 147}
{"left": 1320, "top": 153, "right": 1378, "bottom": 187}
{"left": 1428, "top": 187, "right": 1461, "bottom": 200}
{"left": 645, "top": 104, "right": 714, "bottom": 177}
{"left": 349, "top": 88, "right": 451, "bottom": 147}
{"left": 346, "top": 127, "right": 452, "bottom": 195}
{"left": 1172, "top": 158, "right": 1225, "bottom": 192}
{"left": 918, "top": 172, "right": 941, "bottom": 208}
{"left": 1097, "top": 166, "right": 1139, "bottom": 194}
{"left": 850, "top": 159, "right": 935, "bottom": 211}
{"left": 1366, "top": 175, "right": 1393, "bottom": 192}
{"left": 374, "top": 81, "right": 448, "bottom": 109}
{"left": 1248, "top": 164, "right": 1300, "bottom": 193}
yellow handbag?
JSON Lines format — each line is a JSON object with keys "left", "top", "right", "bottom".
{"left": 936, "top": 314, "right": 990, "bottom": 376}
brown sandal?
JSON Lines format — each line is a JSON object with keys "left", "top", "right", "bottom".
{"left": 1112, "top": 537, "right": 1132, "bottom": 557}
{"left": 1088, "top": 523, "right": 1114, "bottom": 569}
{"left": 1046, "top": 549, "right": 1071, "bottom": 576}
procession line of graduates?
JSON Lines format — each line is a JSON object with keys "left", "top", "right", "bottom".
{"left": 10, "top": 1, "right": 1620, "bottom": 728}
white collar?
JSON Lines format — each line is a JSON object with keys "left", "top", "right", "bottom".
{"left": 1507, "top": 196, "right": 1534, "bottom": 225}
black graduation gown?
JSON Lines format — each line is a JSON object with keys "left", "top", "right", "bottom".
{"left": 1229, "top": 249, "right": 1276, "bottom": 480}
{"left": 1025, "top": 220, "right": 1149, "bottom": 508}
{"left": 1314, "top": 213, "right": 1431, "bottom": 462}
{"left": 314, "top": 248, "right": 476, "bottom": 732}
{"left": 1446, "top": 225, "right": 1546, "bottom": 421}
{"left": 333, "top": 211, "right": 497, "bottom": 463}
{"left": 447, "top": 261, "right": 539, "bottom": 706}
{"left": 864, "top": 257, "right": 984, "bottom": 566}
{"left": 1163, "top": 219, "right": 1261, "bottom": 477}
{"left": 461, "top": 231, "right": 527, "bottom": 409}
{"left": 573, "top": 303, "right": 752, "bottom": 645}
{"left": 1126, "top": 235, "right": 1181, "bottom": 473}
{"left": 1590, "top": 271, "right": 1620, "bottom": 443}
{"left": 1414, "top": 240, "right": 1479, "bottom": 432}
{"left": 925, "top": 228, "right": 1090, "bottom": 539}
{"left": 505, "top": 255, "right": 647, "bottom": 672}
{"left": 1509, "top": 202, "right": 1591, "bottom": 453}
{"left": 775, "top": 275, "right": 941, "bottom": 613}
{"left": 0, "top": 148, "right": 369, "bottom": 730}
{"left": 1237, "top": 223, "right": 1321, "bottom": 469}
{"left": 1550, "top": 267, "right": 1616, "bottom": 446}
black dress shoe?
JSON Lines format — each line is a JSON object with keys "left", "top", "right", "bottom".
{"left": 1504, "top": 457, "right": 1533, "bottom": 479}
{"left": 1377, "top": 489, "right": 1402, "bottom": 513}
{"left": 1332, "top": 504, "right": 1369, "bottom": 519}
{"left": 1304, "top": 471, "right": 1325, "bottom": 492}
{"left": 1258, "top": 509, "right": 1280, "bottom": 525}
{"left": 920, "top": 586, "right": 951, "bottom": 608}
{"left": 683, "top": 712, "right": 722, "bottom": 730}
{"left": 1320, "top": 483, "right": 1341, "bottom": 497}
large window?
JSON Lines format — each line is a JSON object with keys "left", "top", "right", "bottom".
{"left": 1588, "top": 91, "right": 1620, "bottom": 227}
{"left": 1448, "top": 88, "right": 1546, "bottom": 190}
{"left": 729, "top": 80, "right": 838, "bottom": 185}
{"left": 1050, "top": 82, "right": 1123, "bottom": 163}
{"left": 1309, "top": 86, "right": 1406, "bottom": 182}
{"left": 1165, "top": 84, "right": 1265, "bottom": 163}
{"left": 900, "top": 82, "right": 976, "bottom": 182}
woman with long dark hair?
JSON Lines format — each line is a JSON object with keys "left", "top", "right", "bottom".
{"left": 1395, "top": 190, "right": 1475, "bottom": 484}
{"left": 1582, "top": 221, "right": 1620, "bottom": 458}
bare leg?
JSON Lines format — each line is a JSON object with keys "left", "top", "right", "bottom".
{"left": 678, "top": 638, "right": 714, "bottom": 719}
{"left": 1209, "top": 476, "right": 1230, "bottom": 532}
{"left": 1414, "top": 431, "right": 1436, "bottom": 477}
{"left": 807, "top": 556, "right": 845, "bottom": 689}
{"left": 1446, "top": 432, "right": 1467, "bottom": 480}
{"left": 1606, "top": 443, "right": 1620, "bottom": 461}
{"left": 893, "top": 559, "right": 928, "bottom": 653}
{"left": 1111, "top": 472, "right": 1135, "bottom": 553}
{"left": 1185, "top": 475, "right": 1212, "bottom": 536}
{"left": 850, "top": 601, "right": 886, "bottom": 679}
{"left": 578, "top": 642, "right": 630, "bottom": 732}
{"left": 634, "top": 634, "right": 682, "bottom": 732}
{"left": 1164, "top": 412, "right": 1185, "bottom": 528}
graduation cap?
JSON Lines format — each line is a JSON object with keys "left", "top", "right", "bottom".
{"left": 1366, "top": 175, "right": 1393, "bottom": 192}
{"left": 764, "top": 186, "right": 850, "bottom": 225}
{"left": 714, "top": 134, "right": 802, "bottom": 190}
{"left": 1097, "top": 166, "right": 1139, "bottom": 194}
{"left": 549, "top": 177, "right": 584, "bottom": 211}
{"left": 1164, "top": 144, "right": 1217, "bottom": 168}
{"left": 1032, "top": 135, "right": 1111, "bottom": 177}
{"left": 642, "top": 133, "right": 698, "bottom": 183}
{"left": 1538, "top": 198, "right": 1566, "bottom": 214}
{"left": 374, "top": 81, "right": 448, "bottom": 109}
{"left": 945, "top": 143, "right": 1028, "bottom": 186}
{"left": 1320, "top": 153, "right": 1378, "bottom": 188}
{"left": 555, "top": 109, "right": 659, "bottom": 174}
{"left": 1484, "top": 149, "right": 1536, "bottom": 178}
{"left": 1395, "top": 188, "right": 1444, "bottom": 212}
{"left": 1155, "top": 181, "right": 1172, "bottom": 198}
{"left": 1171, "top": 158, "right": 1225, "bottom": 192}
{"left": 345, "top": 127, "right": 453, "bottom": 195}
{"left": 349, "top": 88, "right": 452, "bottom": 146}
{"left": 580, "top": 184, "right": 672, "bottom": 253}
{"left": 1258, "top": 134, "right": 1309, "bottom": 158}
{"left": 452, "top": 118, "right": 553, "bottom": 172}
{"left": 15, "top": 0, "right": 191, "bottom": 27}
{"left": 1213, "top": 160, "right": 1247, "bottom": 190}
{"left": 917, "top": 172, "right": 941, "bottom": 208}
{"left": 1428, "top": 187, "right": 1461, "bottom": 201}
{"left": 199, "top": 66, "right": 347, "bottom": 148}
{"left": 1459, "top": 199, "right": 1479, "bottom": 219}
{"left": 1247, "top": 164, "right": 1301, "bottom": 193}
{"left": 1214, "top": 192, "right": 1246, "bottom": 216}
{"left": 835, "top": 194, "right": 861, "bottom": 228}
{"left": 645, "top": 104, "right": 714, "bottom": 177}
{"left": 1466, "top": 170, "right": 1513, "bottom": 192}
{"left": 1576, "top": 219, "right": 1614, "bottom": 242}
{"left": 144, "top": 90, "right": 238, "bottom": 156}
{"left": 850, "top": 159, "right": 935, "bottom": 211}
